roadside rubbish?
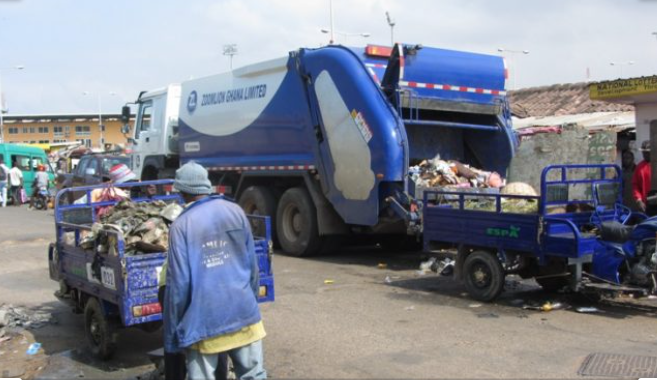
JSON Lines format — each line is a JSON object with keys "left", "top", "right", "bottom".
{"left": 575, "top": 306, "right": 600, "bottom": 313}
{"left": 78, "top": 200, "right": 183, "bottom": 256}
{"left": 324, "top": 279, "right": 334, "bottom": 284}
{"left": 377, "top": 263, "right": 387, "bottom": 269}
{"left": 468, "top": 303, "right": 482, "bottom": 308}
{"left": 522, "top": 301, "right": 567, "bottom": 312}
{"left": 384, "top": 276, "right": 393, "bottom": 284}
{"left": 405, "top": 306, "right": 415, "bottom": 311}
{"left": 0, "top": 304, "right": 53, "bottom": 329}
{"left": 418, "top": 257, "right": 437, "bottom": 273}
{"left": 26, "top": 342, "right": 41, "bottom": 355}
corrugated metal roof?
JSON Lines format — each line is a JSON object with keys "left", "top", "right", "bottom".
{"left": 509, "top": 83, "right": 634, "bottom": 118}
{"left": 513, "top": 111, "right": 635, "bottom": 132}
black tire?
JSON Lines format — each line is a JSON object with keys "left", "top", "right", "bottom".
{"left": 238, "top": 186, "right": 277, "bottom": 240}
{"left": 84, "top": 297, "right": 118, "bottom": 360}
{"left": 463, "top": 250, "right": 505, "bottom": 302}
{"left": 535, "top": 275, "right": 570, "bottom": 292}
{"left": 276, "top": 187, "right": 321, "bottom": 257}
{"left": 34, "top": 196, "right": 47, "bottom": 210}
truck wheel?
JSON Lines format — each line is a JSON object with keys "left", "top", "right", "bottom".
{"left": 276, "top": 187, "right": 321, "bottom": 257}
{"left": 463, "top": 250, "right": 505, "bottom": 302}
{"left": 239, "top": 186, "right": 277, "bottom": 240}
{"left": 84, "top": 298, "right": 118, "bottom": 360}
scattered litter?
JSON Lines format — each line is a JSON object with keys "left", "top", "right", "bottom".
{"left": 436, "top": 258, "right": 455, "bottom": 276}
{"left": 384, "top": 276, "right": 393, "bottom": 284}
{"left": 0, "top": 304, "right": 53, "bottom": 329}
{"left": 377, "top": 263, "right": 387, "bottom": 269}
{"left": 523, "top": 302, "right": 567, "bottom": 312}
{"left": 404, "top": 306, "right": 415, "bottom": 311}
{"left": 415, "top": 270, "right": 426, "bottom": 276}
{"left": 468, "top": 303, "right": 482, "bottom": 308}
{"left": 78, "top": 370, "right": 85, "bottom": 378}
{"left": 575, "top": 306, "right": 600, "bottom": 313}
{"left": 323, "top": 279, "right": 334, "bottom": 285}
{"left": 26, "top": 342, "right": 41, "bottom": 355}
{"left": 648, "top": 295, "right": 657, "bottom": 300}
{"left": 419, "top": 257, "right": 437, "bottom": 273}
{"left": 0, "top": 336, "right": 10, "bottom": 344}
{"left": 477, "top": 312, "right": 499, "bottom": 318}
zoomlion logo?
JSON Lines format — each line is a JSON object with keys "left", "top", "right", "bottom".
{"left": 187, "top": 91, "right": 198, "bottom": 114}
{"left": 486, "top": 225, "right": 520, "bottom": 238}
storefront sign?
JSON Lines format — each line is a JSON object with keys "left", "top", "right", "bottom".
{"left": 590, "top": 76, "right": 657, "bottom": 99}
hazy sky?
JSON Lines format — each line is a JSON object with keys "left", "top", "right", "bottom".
{"left": 1, "top": 0, "right": 656, "bottom": 114}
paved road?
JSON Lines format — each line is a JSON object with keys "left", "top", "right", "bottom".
{"left": 1, "top": 207, "right": 657, "bottom": 378}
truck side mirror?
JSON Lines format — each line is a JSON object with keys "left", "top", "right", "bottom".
{"left": 121, "top": 105, "right": 131, "bottom": 124}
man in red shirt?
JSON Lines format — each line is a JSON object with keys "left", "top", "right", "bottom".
{"left": 632, "top": 140, "right": 652, "bottom": 213}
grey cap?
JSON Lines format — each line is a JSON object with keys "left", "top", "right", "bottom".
{"left": 174, "top": 161, "right": 212, "bottom": 195}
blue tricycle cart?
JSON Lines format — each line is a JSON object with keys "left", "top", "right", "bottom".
{"left": 422, "top": 164, "right": 656, "bottom": 302}
{"left": 48, "top": 180, "right": 274, "bottom": 359}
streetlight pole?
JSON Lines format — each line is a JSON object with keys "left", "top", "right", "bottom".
{"left": 0, "top": 65, "right": 25, "bottom": 143}
{"left": 386, "top": 11, "right": 395, "bottom": 46}
{"left": 223, "top": 44, "right": 238, "bottom": 70}
{"left": 83, "top": 91, "right": 115, "bottom": 150}
{"left": 497, "top": 48, "right": 529, "bottom": 90}
{"left": 320, "top": 29, "right": 370, "bottom": 44}
{"left": 610, "top": 61, "right": 634, "bottom": 78}
{"left": 329, "top": 0, "right": 335, "bottom": 45}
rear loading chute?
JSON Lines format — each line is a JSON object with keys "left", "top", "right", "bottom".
{"left": 366, "top": 44, "right": 516, "bottom": 176}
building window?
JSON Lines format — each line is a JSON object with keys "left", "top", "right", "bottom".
{"left": 38, "top": 126, "right": 49, "bottom": 134}
{"left": 53, "top": 139, "right": 67, "bottom": 143}
{"left": 22, "top": 127, "right": 28, "bottom": 134}
{"left": 77, "top": 138, "right": 92, "bottom": 148}
{"left": 53, "top": 126, "right": 63, "bottom": 137}
{"left": 38, "top": 140, "right": 50, "bottom": 144}
{"left": 76, "top": 125, "right": 91, "bottom": 136}
{"left": 8, "top": 127, "right": 18, "bottom": 134}
{"left": 29, "top": 127, "right": 35, "bottom": 133}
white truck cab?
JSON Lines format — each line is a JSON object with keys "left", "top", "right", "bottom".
{"left": 121, "top": 84, "right": 181, "bottom": 180}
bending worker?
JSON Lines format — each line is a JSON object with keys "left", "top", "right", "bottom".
{"left": 164, "top": 161, "right": 267, "bottom": 380}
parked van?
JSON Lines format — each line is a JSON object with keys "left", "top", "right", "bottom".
{"left": 0, "top": 143, "right": 55, "bottom": 197}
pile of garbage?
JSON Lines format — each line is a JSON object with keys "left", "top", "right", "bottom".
{"left": 410, "top": 157, "right": 540, "bottom": 214}
{"left": 0, "top": 304, "right": 53, "bottom": 330}
{"left": 410, "top": 158, "right": 504, "bottom": 189}
{"left": 80, "top": 200, "right": 183, "bottom": 255}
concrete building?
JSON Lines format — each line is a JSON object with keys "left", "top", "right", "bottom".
{"left": 589, "top": 75, "right": 657, "bottom": 154}
{"left": 0, "top": 113, "right": 134, "bottom": 149}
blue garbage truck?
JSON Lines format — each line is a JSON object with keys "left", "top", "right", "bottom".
{"left": 123, "top": 43, "right": 515, "bottom": 256}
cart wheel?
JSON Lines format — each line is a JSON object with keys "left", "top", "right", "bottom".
{"left": 463, "top": 250, "right": 505, "bottom": 302}
{"left": 84, "top": 298, "right": 118, "bottom": 360}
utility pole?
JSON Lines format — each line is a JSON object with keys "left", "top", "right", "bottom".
{"left": 329, "top": 0, "right": 335, "bottom": 44}
{"left": 386, "top": 11, "right": 395, "bottom": 46}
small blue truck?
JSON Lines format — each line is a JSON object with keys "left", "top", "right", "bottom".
{"left": 48, "top": 180, "right": 274, "bottom": 359}
{"left": 421, "top": 164, "right": 657, "bottom": 302}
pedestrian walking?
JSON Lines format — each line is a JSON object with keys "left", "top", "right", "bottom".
{"left": 0, "top": 157, "right": 9, "bottom": 207}
{"left": 8, "top": 161, "right": 23, "bottom": 206}
{"left": 164, "top": 162, "right": 266, "bottom": 380}
{"left": 621, "top": 149, "right": 638, "bottom": 210}
{"left": 632, "top": 140, "right": 653, "bottom": 214}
